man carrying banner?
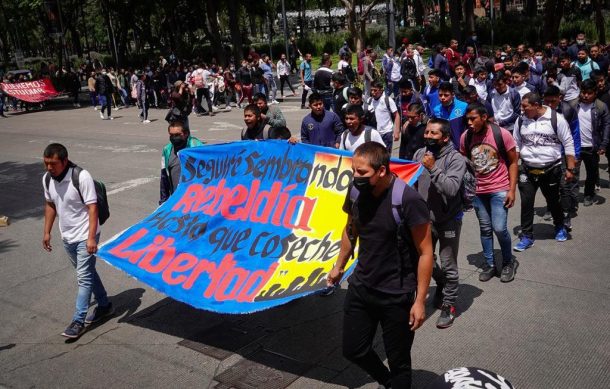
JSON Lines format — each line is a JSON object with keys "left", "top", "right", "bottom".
{"left": 160, "top": 120, "right": 205, "bottom": 205}
{"left": 42, "top": 143, "right": 113, "bottom": 339}
{"left": 327, "top": 142, "right": 434, "bottom": 388}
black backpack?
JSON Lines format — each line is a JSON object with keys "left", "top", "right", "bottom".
{"left": 344, "top": 64, "right": 355, "bottom": 82}
{"left": 45, "top": 165, "right": 110, "bottom": 225}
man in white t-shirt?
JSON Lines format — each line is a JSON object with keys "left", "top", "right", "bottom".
{"left": 42, "top": 144, "right": 113, "bottom": 339}
{"left": 339, "top": 104, "right": 386, "bottom": 151}
{"left": 368, "top": 81, "right": 400, "bottom": 152}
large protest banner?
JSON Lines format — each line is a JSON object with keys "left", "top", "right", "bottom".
{"left": 98, "top": 141, "right": 423, "bottom": 314}
{"left": 0, "top": 78, "right": 60, "bottom": 103}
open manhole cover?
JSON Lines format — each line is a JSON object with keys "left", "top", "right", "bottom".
{"left": 178, "top": 323, "right": 266, "bottom": 360}
{"left": 214, "top": 349, "right": 312, "bottom": 389}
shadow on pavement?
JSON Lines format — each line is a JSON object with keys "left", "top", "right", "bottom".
{"left": 0, "top": 239, "right": 19, "bottom": 255}
{"left": 0, "top": 161, "right": 45, "bottom": 221}
{"left": 123, "top": 288, "right": 440, "bottom": 388}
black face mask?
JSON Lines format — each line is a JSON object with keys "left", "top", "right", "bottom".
{"left": 425, "top": 138, "right": 442, "bottom": 154}
{"left": 170, "top": 134, "right": 187, "bottom": 151}
{"left": 353, "top": 176, "right": 374, "bottom": 193}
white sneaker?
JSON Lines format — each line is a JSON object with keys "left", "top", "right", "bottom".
{"left": 100, "top": 112, "right": 105, "bottom": 119}
{"left": 143, "top": 119, "right": 151, "bottom": 124}
{"left": 114, "top": 107, "right": 120, "bottom": 111}
{"left": 212, "top": 105, "right": 220, "bottom": 112}
{"left": 224, "top": 106, "right": 232, "bottom": 112}
{"left": 75, "top": 103, "right": 81, "bottom": 108}
{"left": 109, "top": 116, "right": 114, "bottom": 120}
{"left": 272, "top": 100, "right": 280, "bottom": 105}
{"left": 94, "top": 106, "right": 98, "bottom": 111}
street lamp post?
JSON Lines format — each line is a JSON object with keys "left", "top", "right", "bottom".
{"left": 281, "top": 0, "right": 289, "bottom": 58}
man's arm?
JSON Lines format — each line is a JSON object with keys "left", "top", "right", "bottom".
{"left": 160, "top": 169, "right": 171, "bottom": 205}
{"left": 86, "top": 204, "right": 99, "bottom": 254}
{"left": 327, "top": 214, "right": 357, "bottom": 286}
{"left": 301, "top": 119, "right": 310, "bottom": 144}
{"left": 426, "top": 154, "right": 467, "bottom": 197}
{"left": 409, "top": 222, "right": 433, "bottom": 331}
{"left": 43, "top": 201, "right": 56, "bottom": 252}
{"left": 268, "top": 108, "right": 287, "bottom": 128}
{"left": 504, "top": 148, "right": 519, "bottom": 208}
{"left": 598, "top": 103, "right": 610, "bottom": 153}
{"left": 392, "top": 110, "right": 401, "bottom": 141}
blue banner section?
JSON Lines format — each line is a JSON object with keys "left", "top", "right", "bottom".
{"left": 98, "top": 141, "right": 423, "bottom": 314}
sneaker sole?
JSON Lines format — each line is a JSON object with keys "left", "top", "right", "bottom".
{"left": 61, "top": 328, "right": 86, "bottom": 339}
{"left": 436, "top": 321, "right": 454, "bottom": 329}
{"left": 513, "top": 242, "right": 534, "bottom": 252}
{"left": 500, "top": 261, "right": 519, "bottom": 283}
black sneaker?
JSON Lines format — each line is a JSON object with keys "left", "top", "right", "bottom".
{"left": 433, "top": 285, "right": 444, "bottom": 309}
{"left": 500, "top": 262, "right": 516, "bottom": 283}
{"left": 436, "top": 304, "right": 456, "bottom": 328}
{"left": 479, "top": 265, "right": 497, "bottom": 282}
{"left": 543, "top": 211, "right": 552, "bottom": 221}
{"left": 85, "top": 302, "right": 114, "bottom": 324}
{"left": 61, "top": 321, "right": 86, "bottom": 339}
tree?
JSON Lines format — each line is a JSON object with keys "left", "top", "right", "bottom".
{"left": 340, "top": 0, "right": 384, "bottom": 53}
{"left": 449, "top": 0, "right": 461, "bottom": 43}
{"left": 592, "top": 0, "right": 606, "bottom": 44}
{"left": 542, "top": 0, "right": 565, "bottom": 43}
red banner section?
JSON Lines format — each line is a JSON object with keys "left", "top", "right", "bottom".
{"left": 0, "top": 78, "right": 60, "bottom": 103}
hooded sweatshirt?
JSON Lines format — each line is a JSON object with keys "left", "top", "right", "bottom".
{"left": 413, "top": 143, "right": 467, "bottom": 224}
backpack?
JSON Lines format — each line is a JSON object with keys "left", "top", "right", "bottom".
{"left": 348, "top": 177, "right": 412, "bottom": 287}
{"left": 366, "top": 95, "right": 396, "bottom": 124}
{"left": 341, "top": 127, "right": 372, "bottom": 150}
{"left": 344, "top": 64, "right": 355, "bottom": 82}
{"left": 443, "top": 153, "right": 477, "bottom": 211}
{"left": 44, "top": 165, "right": 110, "bottom": 225}
{"left": 357, "top": 56, "right": 364, "bottom": 75}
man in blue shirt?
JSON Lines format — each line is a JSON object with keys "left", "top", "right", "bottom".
{"left": 300, "top": 93, "right": 344, "bottom": 148}
{"left": 300, "top": 53, "right": 313, "bottom": 109}
{"left": 422, "top": 69, "right": 442, "bottom": 117}
{"left": 433, "top": 81, "right": 468, "bottom": 148}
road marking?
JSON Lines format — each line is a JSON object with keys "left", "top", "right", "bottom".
{"left": 106, "top": 176, "right": 157, "bottom": 195}
{"left": 9, "top": 176, "right": 157, "bottom": 219}
{"left": 28, "top": 140, "right": 157, "bottom": 153}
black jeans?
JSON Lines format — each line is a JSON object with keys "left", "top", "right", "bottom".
{"left": 518, "top": 163, "right": 564, "bottom": 238}
{"left": 343, "top": 282, "right": 415, "bottom": 388}
{"left": 279, "top": 75, "right": 295, "bottom": 95}
{"left": 580, "top": 147, "right": 600, "bottom": 197}
{"left": 196, "top": 87, "right": 212, "bottom": 113}
{"left": 431, "top": 218, "right": 462, "bottom": 306}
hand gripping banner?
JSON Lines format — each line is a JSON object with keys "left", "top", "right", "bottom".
{"left": 0, "top": 78, "right": 60, "bottom": 103}
{"left": 98, "top": 141, "right": 423, "bottom": 314}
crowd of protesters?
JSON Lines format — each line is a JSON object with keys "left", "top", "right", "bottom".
{"left": 30, "top": 31, "right": 610, "bottom": 388}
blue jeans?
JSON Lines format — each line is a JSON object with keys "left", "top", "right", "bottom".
{"left": 62, "top": 235, "right": 109, "bottom": 323}
{"left": 472, "top": 191, "right": 513, "bottom": 267}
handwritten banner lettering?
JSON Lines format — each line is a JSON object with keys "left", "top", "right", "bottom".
{"left": 0, "top": 78, "right": 60, "bottom": 103}
{"left": 98, "top": 141, "right": 423, "bottom": 313}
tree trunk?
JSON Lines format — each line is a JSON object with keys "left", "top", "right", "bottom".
{"left": 227, "top": 0, "right": 244, "bottom": 61}
{"left": 463, "top": 0, "right": 475, "bottom": 38}
{"left": 449, "top": 0, "right": 461, "bottom": 43}
{"left": 413, "top": 0, "right": 424, "bottom": 26}
{"left": 205, "top": 0, "right": 226, "bottom": 65}
{"left": 593, "top": 0, "right": 606, "bottom": 44}
{"left": 525, "top": 0, "right": 537, "bottom": 15}
{"left": 439, "top": 0, "right": 447, "bottom": 30}
{"left": 342, "top": 0, "right": 383, "bottom": 55}
{"left": 500, "top": 0, "right": 507, "bottom": 19}
{"left": 543, "top": 0, "right": 564, "bottom": 42}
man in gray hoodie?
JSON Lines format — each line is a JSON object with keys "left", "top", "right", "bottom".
{"left": 413, "top": 118, "right": 467, "bottom": 328}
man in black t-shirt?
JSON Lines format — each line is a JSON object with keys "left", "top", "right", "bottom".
{"left": 327, "top": 142, "right": 433, "bottom": 389}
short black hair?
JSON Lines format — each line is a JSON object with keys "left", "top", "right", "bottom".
{"left": 513, "top": 62, "right": 529, "bottom": 75}
{"left": 243, "top": 103, "right": 261, "bottom": 116}
{"left": 522, "top": 92, "right": 543, "bottom": 106}
{"left": 590, "top": 69, "right": 605, "bottom": 81}
{"left": 427, "top": 118, "right": 451, "bottom": 137}
{"left": 371, "top": 80, "right": 384, "bottom": 90}
{"left": 559, "top": 52, "right": 571, "bottom": 61}
{"left": 465, "top": 102, "right": 489, "bottom": 117}
{"left": 398, "top": 78, "right": 413, "bottom": 89}
{"left": 309, "top": 92, "right": 323, "bottom": 104}
{"left": 354, "top": 141, "right": 390, "bottom": 171}
{"left": 428, "top": 69, "right": 442, "bottom": 78}
{"left": 43, "top": 143, "right": 68, "bottom": 160}
{"left": 407, "top": 102, "right": 424, "bottom": 115}
{"left": 493, "top": 71, "right": 509, "bottom": 82}
{"left": 332, "top": 72, "right": 346, "bottom": 84}
{"left": 168, "top": 120, "right": 189, "bottom": 135}
{"left": 270, "top": 126, "right": 292, "bottom": 140}
{"left": 463, "top": 85, "right": 477, "bottom": 95}
{"left": 454, "top": 62, "right": 466, "bottom": 69}
{"left": 347, "top": 87, "right": 363, "bottom": 97}
{"left": 544, "top": 85, "right": 561, "bottom": 97}
{"left": 344, "top": 103, "right": 365, "bottom": 118}
{"left": 438, "top": 81, "right": 454, "bottom": 93}
{"left": 253, "top": 92, "right": 267, "bottom": 102}
{"left": 580, "top": 79, "right": 597, "bottom": 92}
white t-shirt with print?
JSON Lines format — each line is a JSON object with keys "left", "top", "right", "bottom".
{"left": 370, "top": 95, "right": 398, "bottom": 134}
{"left": 44, "top": 167, "right": 99, "bottom": 243}
{"left": 339, "top": 127, "right": 386, "bottom": 151}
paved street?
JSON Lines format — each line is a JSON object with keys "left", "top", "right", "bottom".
{"left": 0, "top": 95, "right": 609, "bottom": 389}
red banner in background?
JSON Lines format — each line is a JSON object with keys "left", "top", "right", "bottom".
{"left": 1, "top": 78, "right": 60, "bottom": 103}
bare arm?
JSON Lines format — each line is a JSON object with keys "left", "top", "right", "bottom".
{"left": 504, "top": 148, "right": 519, "bottom": 208}
{"left": 86, "top": 203, "right": 99, "bottom": 254}
{"left": 327, "top": 215, "right": 357, "bottom": 286}
{"left": 409, "top": 222, "right": 433, "bottom": 331}
{"left": 43, "top": 201, "right": 57, "bottom": 252}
